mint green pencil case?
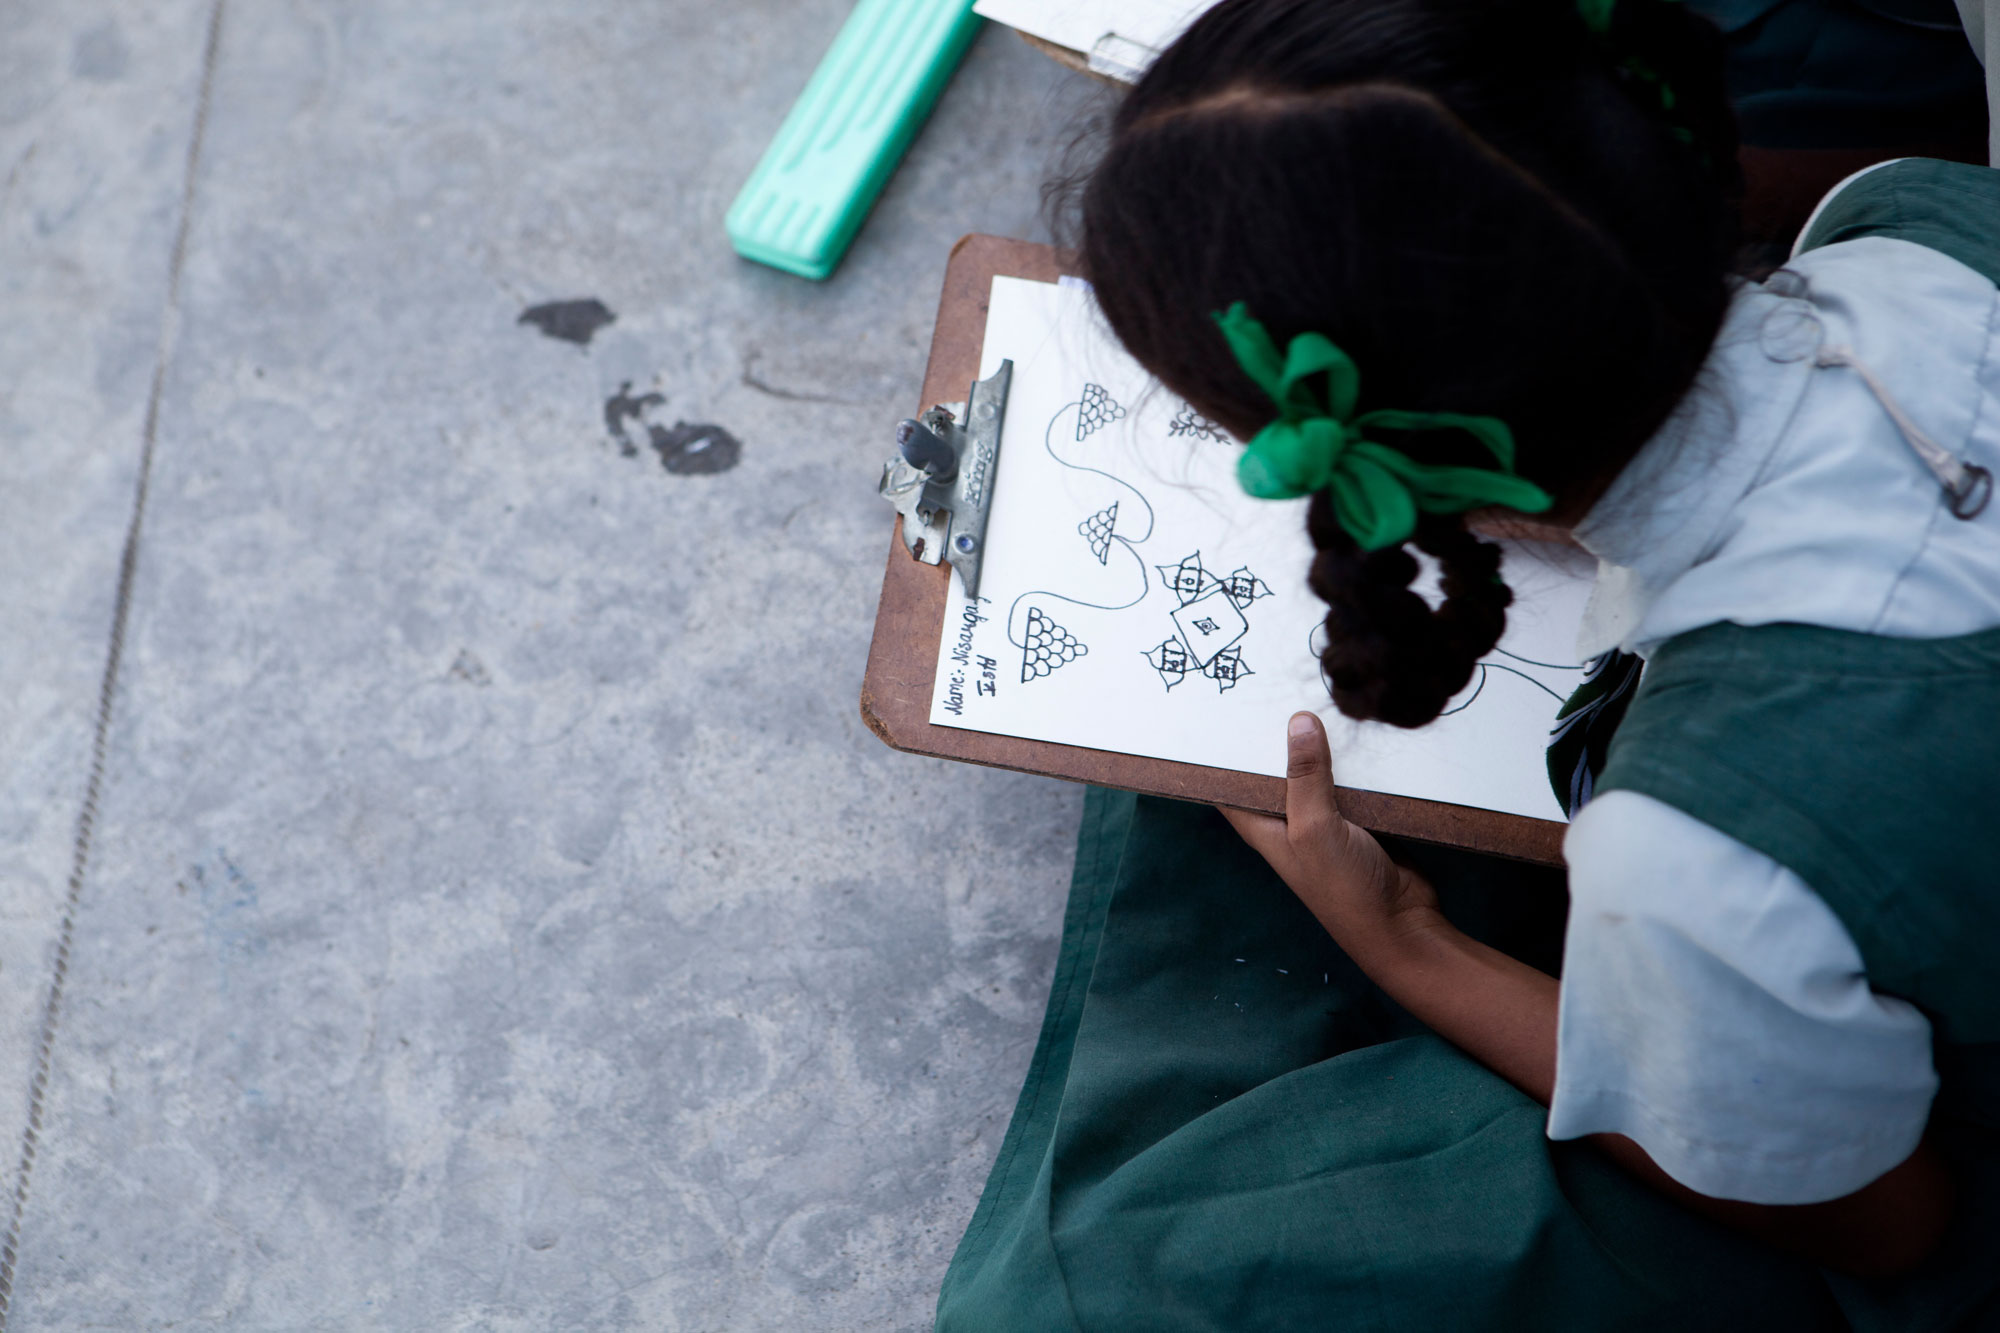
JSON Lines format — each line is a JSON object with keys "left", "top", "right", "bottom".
{"left": 727, "top": 0, "right": 984, "bottom": 280}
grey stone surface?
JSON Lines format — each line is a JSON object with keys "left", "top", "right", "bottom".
{"left": 0, "top": 2, "right": 1101, "bottom": 1327}
{"left": 0, "top": 0, "right": 221, "bottom": 1215}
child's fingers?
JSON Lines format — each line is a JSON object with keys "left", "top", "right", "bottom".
{"left": 1216, "top": 792, "right": 1296, "bottom": 876}
{"left": 1218, "top": 804, "right": 1290, "bottom": 868}
{"left": 1284, "top": 712, "right": 1340, "bottom": 849}
{"left": 1221, "top": 713, "right": 1341, "bottom": 875}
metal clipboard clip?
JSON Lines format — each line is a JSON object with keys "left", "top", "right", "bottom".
{"left": 878, "top": 360, "right": 1012, "bottom": 599}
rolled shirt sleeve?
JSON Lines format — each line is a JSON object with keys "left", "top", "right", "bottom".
{"left": 1548, "top": 790, "right": 1939, "bottom": 1206}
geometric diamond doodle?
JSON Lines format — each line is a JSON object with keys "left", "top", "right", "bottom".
{"left": 1145, "top": 551, "right": 1270, "bottom": 693}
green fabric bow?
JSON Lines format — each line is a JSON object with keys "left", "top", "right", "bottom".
{"left": 1212, "top": 303, "right": 1555, "bottom": 550}
{"left": 1575, "top": 0, "right": 1699, "bottom": 149}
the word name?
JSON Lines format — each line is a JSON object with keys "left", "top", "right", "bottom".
{"left": 943, "top": 599, "right": 991, "bottom": 716}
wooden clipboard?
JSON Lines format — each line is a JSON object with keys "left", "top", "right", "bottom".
{"left": 859, "top": 234, "right": 1568, "bottom": 866}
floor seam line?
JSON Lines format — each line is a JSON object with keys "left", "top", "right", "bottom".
{"left": 0, "top": 3, "right": 227, "bottom": 1323}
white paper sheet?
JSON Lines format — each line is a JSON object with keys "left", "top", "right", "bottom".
{"left": 929, "top": 277, "right": 1595, "bottom": 823}
{"left": 972, "top": 0, "right": 1212, "bottom": 64}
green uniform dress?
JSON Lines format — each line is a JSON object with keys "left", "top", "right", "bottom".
{"left": 935, "top": 161, "right": 2000, "bottom": 1332}
{"left": 936, "top": 793, "right": 1853, "bottom": 1331}
{"left": 1597, "top": 623, "right": 2000, "bottom": 1332}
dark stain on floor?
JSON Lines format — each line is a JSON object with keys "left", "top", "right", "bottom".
{"left": 650, "top": 421, "right": 742, "bottom": 475}
{"left": 603, "top": 381, "right": 741, "bottom": 475}
{"left": 519, "top": 297, "right": 616, "bottom": 346}
{"left": 604, "top": 381, "right": 664, "bottom": 458}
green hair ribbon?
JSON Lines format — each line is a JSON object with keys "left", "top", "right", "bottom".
{"left": 1575, "top": 0, "right": 1698, "bottom": 149}
{"left": 1213, "top": 303, "right": 1554, "bottom": 550}
{"left": 1575, "top": 0, "right": 1618, "bottom": 33}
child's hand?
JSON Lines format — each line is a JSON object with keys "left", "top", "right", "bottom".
{"left": 1219, "top": 712, "right": 1441, "bottom": 958}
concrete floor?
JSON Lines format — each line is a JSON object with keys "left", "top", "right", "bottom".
{"left": 0, "top": 3, "right": 1097, "bottom": 1326}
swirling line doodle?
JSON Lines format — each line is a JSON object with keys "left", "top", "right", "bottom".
{"left": 1439, "top": 647, "right": 1588, "bottom": 718}
{"left": 1307, "top": 622, "right": 1588, "bottom": 717}
{"left": 1145, "top": 552, "right": 1271, "bottom": 693}
{"left": 1008, "top": 383, "right": 1158, "bottom": 679}
{"left": 1021, "top": 607, "right": 1088, "bottom": 683}
{"left": 1063, "top": 384, "right": 1147, "bottom": 566}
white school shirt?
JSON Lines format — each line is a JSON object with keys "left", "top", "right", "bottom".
{"left": 1544, "top": 232, "right": 2000, "bottom": 1205}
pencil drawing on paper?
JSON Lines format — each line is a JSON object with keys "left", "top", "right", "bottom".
{"left": 1078, "top": 381, "right": 1127, "bottom": 439}
{"left": 1441, "top": 647, "right": 1590, "bottom": 717}
{"left": 1168, "top": 403, "right": 1227, "bottom": 442}
{"left": 1079, "top": 502, "right": 1120, "bottom": 564}
{"left": 1052, "top": 385, "right": 1150, "bottom": 571}
{"left": 1006, "top": 383, "right": 1161, "bottom": 677}
{"left": 1021, "top": 607, "right": 1089, "bottom": 683}
{"left": 1308, "top": 623, "right": 1589, "bottom": 716}
{"left": 1145, "top": 551, "right": 1271, "bottom": 693}
{"left": 932, "top": 278, "right": 1603, "bottom": 823}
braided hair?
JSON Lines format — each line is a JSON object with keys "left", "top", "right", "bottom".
{"left": 1062, "top": 0, "right": 1739, "bottom": 726}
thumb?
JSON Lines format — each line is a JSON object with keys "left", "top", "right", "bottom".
{"left": 1285, "top": 711, "right": 1338, "bottom": 841}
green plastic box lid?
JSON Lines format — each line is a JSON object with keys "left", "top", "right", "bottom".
{"left": 727, "top": 0, "right": 984, "bottom": 280}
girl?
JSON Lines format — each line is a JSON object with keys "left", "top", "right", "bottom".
{"left": 936, "top": 0, "right": 2000, "bottom": 1327}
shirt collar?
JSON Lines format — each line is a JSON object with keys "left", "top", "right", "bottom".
{"left": 1571, "top": 280, "right": 1815, "bottom": 657}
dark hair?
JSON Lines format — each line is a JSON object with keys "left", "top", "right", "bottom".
{"left": 1065, "top": 0, "right": 1739, "bottom": 726}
